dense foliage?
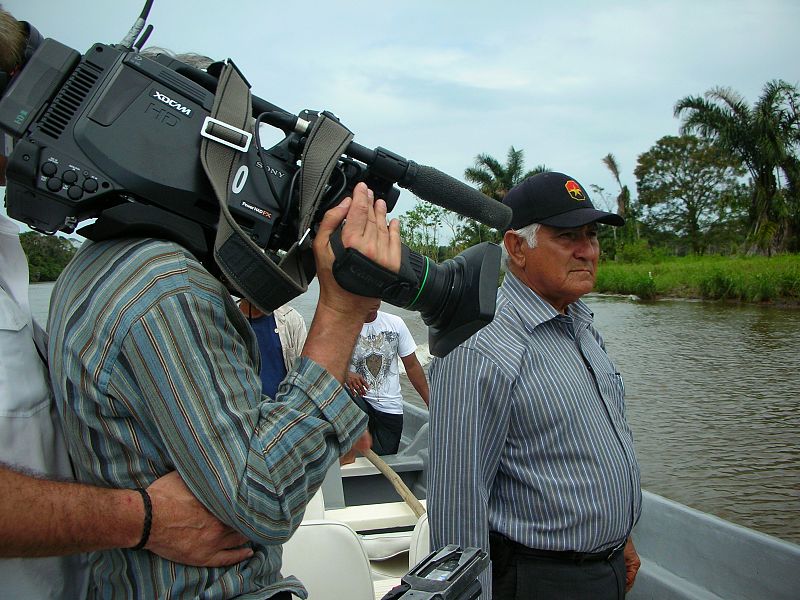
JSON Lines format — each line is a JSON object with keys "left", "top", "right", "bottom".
{"left": 635, "top": 135, "right": 747, "bottom": 254}
{"left": 596, "top": 254, "right": 800, "bottom": 303}
{"left": 19, "top": 231, "right": 77, "bottom": 282}
{"left": 674, "top": 80, "right": 800, "bottom": 254}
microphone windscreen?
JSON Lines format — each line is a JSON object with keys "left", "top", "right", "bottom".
{"left": 404, "top": 164, "right": 511, "bottom": 230}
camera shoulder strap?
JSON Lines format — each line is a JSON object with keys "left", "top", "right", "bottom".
{"left": 200, "top": 61, "right": 351, "bottom": 313}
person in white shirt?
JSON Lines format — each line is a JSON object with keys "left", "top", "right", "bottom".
{"left": 346, "top": 307, "right": 429, "bottom": 455}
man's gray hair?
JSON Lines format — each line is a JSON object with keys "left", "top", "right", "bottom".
{"left": 500, "top": 222, "right": 540, "bottom": 270}
{"left": 140, "top": 46, "right": 214, "bottom": 70}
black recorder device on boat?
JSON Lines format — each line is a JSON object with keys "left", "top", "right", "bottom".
{"left": 382, "top": 545, "right": 488, "bottom": 600}
{"left": 0, "top": 14, "right": 510, "bottom": 357}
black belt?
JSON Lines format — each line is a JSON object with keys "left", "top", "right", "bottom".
{"left": 490, "top": 532, "right": 623, "bottom": 564}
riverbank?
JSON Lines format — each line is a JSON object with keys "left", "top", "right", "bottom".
{"left": 596, "top": 254, "right": 800, "bottom": 303}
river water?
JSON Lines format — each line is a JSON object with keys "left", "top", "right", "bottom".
{"left": 29, "top": 280, "right": 800, "bottom": 545}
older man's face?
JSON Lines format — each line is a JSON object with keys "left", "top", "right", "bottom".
{"left": 509, "top": 224, "right": 600, "bottom": 313}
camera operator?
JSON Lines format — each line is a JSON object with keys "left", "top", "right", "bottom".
{"left": 46, "top": 182, "right": 395, "bottom": 599}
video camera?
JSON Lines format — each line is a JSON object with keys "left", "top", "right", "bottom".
{"left": 0, "top": 2, "right": 511, "bottom": 356}
{"left": 382, "top": 545, "right": 488, "bottom": 600}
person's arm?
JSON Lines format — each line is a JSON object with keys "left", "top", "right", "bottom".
{"left": 624, "top": 537, "right": 641, "bottom": 592}
{"left": 428, "top": 347, "right": 511, "bottom": 597}
{"left": 0, "top": 465, "right": 252, "bottom": 566}
{"left": 400, "top": 353, "right": 430, "bottom": 406}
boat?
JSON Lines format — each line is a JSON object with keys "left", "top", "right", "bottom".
{"left": 280, "top": 401, "right": 800, "bottom": 600}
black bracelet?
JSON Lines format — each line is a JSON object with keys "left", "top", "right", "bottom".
{"left": 131, "top": 487, "right": 152, "bottom": 551}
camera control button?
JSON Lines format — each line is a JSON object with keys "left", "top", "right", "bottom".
{"left": 62, "top": 169, "right": 78, "bottom": 184}
{"left": 41, "top": 162, "right": 58, "bottom": 177}
{"left": 83, "top": 178, "right": 98, "bottom": 193}
{"left": 46, "top": 177, "right": 63, "bottom": 192}
{"left": 67, "top": 185, "right": 83, "bottom": 200}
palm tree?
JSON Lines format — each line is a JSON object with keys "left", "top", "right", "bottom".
{"left": 601, "top": 153, "right": 630, "bottom": 219}
{"left": 674, "top": 80, "right": 800, "bottom": 254}
{"left": 464, "top": 146, "right": 548, "bottom": 201}
{"left": 460, "top": 147, "right": 549, "bottom": 243}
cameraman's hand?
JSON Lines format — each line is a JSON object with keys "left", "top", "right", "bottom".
{"left": 314, "top": 182, "right": 401, "bottom": 316}
{"left": 340, "top": 430, "right": 373, "bottom": 465}
{"left": 145, "top": 472, "right": 252, "bottom": 566}
{"left": 303, "top": 182, "right": 401, "bottom": 384}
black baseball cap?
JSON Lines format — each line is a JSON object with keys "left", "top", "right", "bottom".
{"left": 502, "top": 171, "right": 625, "bottom": 230}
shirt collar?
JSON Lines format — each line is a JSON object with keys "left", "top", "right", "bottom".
{"left": 500, "top": 271, "right": 594, "bottom": 333}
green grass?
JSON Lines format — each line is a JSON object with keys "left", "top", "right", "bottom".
{"left": 596, "top": 254, "right": 800, "bottom": 303}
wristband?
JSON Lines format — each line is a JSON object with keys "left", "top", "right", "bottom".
{"left": 131, "top": 487, "right": 152, "bottom": 550}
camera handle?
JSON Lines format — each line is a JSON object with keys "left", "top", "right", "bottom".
{"left": 329, "top": 224, "right": 422, "bottom": 305}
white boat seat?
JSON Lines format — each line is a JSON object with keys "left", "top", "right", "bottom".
{"left": 303, "top": 486, "right": 326, "bottom": 520}
{"left": 326, "top": 499, "right": 427, "bottom": 532}
{"left": 282, "top": 519, "right": 375, "bottom": 600}
{"left": 363, "top": 512, "right": 430, "bottom": 566}
{"left": 408, "top": 512, "right": 430, "bottom": 568}
{"left": 361, "top": 530, "right": 413, "bottom": 562}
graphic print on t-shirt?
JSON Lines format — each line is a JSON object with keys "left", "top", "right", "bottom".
{"left": 356, "top": 330, "right": 399, "bottom": 390}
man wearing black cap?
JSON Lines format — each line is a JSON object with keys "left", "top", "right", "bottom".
{"left": 428, "top": 172, "right": 642, "bottom": 599}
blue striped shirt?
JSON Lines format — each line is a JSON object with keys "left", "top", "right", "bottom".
{"left": 47, "top": 238, "right": 367, "bottom": 599}
{"left": 428, "top": 272, "right": 641, "bottom": 595}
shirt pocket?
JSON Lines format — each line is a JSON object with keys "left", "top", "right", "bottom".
{"left": 0, "top": 294, "right": 50, "bottom": 414}
{"left": 596, "top": 371, "right": 626, "bottom": 413}
{"left": 0, "top": 293, "right": 26, "bottom": 332}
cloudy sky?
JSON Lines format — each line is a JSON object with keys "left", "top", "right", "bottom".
{"left": 4, "top": 0, "right": 799, "bottom": 226}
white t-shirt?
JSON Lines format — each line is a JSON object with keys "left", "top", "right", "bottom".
{"left": 350, "top": 311, "right": 417, "bottom": 414}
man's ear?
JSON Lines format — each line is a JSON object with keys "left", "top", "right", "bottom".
{"left": 503, "top": 230, "right": 526, "bottom": 268}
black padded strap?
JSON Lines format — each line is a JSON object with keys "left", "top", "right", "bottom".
{"left": 200, "top": 63, "right": 353, "bottom": 313}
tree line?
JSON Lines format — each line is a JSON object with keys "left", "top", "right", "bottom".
{"left": 400, "top": 79, "right": 800, "bottom": 261}
{"left": 19, "top": 231, "right": 77, "bottom": 282}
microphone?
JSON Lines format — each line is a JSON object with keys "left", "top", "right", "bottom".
{"left": 400, "top": 162, "right": 512, "bottom": 231}
{"left": 344, "top": 142, "right": 512, "bottom": 230}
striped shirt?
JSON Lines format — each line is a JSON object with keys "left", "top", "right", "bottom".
{"left": 428, "top": 272, "right": 641, "bottom": 596}
{"left": 47, "top": 238, "right": 367, "bottom": 599}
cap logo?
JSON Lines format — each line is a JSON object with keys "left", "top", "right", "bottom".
{"left": 565, "top": 180, "right": 586, "bottom": 201}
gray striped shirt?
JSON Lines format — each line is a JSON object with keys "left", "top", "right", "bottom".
{"left": 47, "top": 238, "right": 367, "bottom": 599}
{"left": 428, "top": 272, "right": 641, "bottom": 595}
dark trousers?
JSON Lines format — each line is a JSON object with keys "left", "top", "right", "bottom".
{"left": 490, "top": 533, "right": 626, "bottom": 600}
{"left": 352, "top": 395, "right": 404, "bottom": 455}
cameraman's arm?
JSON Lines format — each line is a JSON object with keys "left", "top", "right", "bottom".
{"left": 303, "top": 182, "right": 401, "bottom": 381}
{"left": 117, "top": 183, "right": 399, "bottom": 545}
